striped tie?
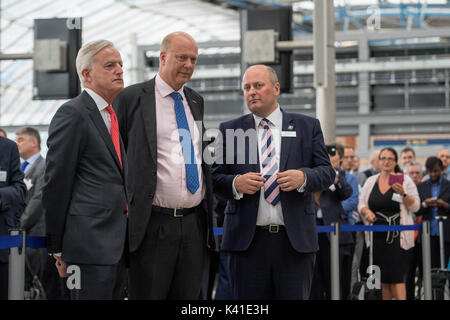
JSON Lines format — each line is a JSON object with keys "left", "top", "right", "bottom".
{"left": 260, "top": 118, "right": 280, "bottom": 206}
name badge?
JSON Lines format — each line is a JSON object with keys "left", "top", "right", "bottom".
{"left": 0, "top": 171, "right": 6, "bottom": 182}
{"left": 24, "top": 178, "right": 33, "bottom": 190}
{"left": 281, "top": 131, "right": 296, "bottom": 138}
{"left": 392, "top": 193, "right": 402, "bottom": 203}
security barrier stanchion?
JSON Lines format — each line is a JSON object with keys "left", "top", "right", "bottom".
{"left": 421, "top": 220, "right": 432, "bottom": 300}
{"left": 8, "top": 228, "right": 25, "bottom": 300}
{"left": 330, "top": 222, "right": 340, "bottom": 300}
{"left": 436, "top": 216, "right": 447, "bottom": 270}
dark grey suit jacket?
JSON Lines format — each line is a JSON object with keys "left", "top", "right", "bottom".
{"left": 43, "top": 91, "right": 128, "bottom": 265}
{"left": 113, "top": 77, "right": 216, "bottom": 253}
{"left": 20, "top": 155, "right": 45, "bottom": 236}
{"left": 20, "top": 155, "right": 46, "bottom": 276}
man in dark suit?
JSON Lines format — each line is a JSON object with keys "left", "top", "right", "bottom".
{"left": 113, "top": 31, "right": 215, "bottom": 299}
{"left": 416, "top": 156, "right": 450, "bottom": 269}
{"left": 0, "top": 136, "right": 26, "bottom": 299}
{"left": 42, "top": 40, "right": 128, "bottom": 300}
{"left": 16, "top": 126, "right": 47, "bottom": 295}
{"left": 310, "top": 142, "right": 353, "bottom": 300}
{"left": 211, "top": 65, "right": 335, "bottom": 299}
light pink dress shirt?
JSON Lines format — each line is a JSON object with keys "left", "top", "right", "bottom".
{"left": 152, "top": 73, "right": 205, "bottom": 209}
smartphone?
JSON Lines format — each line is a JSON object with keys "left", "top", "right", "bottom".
{"left": 389, "top": 173, "right": 404, "bottom": 186}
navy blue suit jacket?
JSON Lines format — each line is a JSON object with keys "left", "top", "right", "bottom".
{"left": 211, "top": 110, "right": 335, "bottom": 253}
{"left": 0, "top": 137, "right": 26, "bottom": 262}
{"left": 315, "top": 168, "right": 354, "bottom": 245}
{"left": 416, "top": 178, "right": 450, "bottom": 242}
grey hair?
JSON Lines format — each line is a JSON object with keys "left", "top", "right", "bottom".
{"left": 76, "top": 40, "right": 114, "bottom": 84}
{"left": 405, "top": 161, "right": 422, "bottom": 171}
{"left": 16, "top": 126, "right": 41, "bottom": 150}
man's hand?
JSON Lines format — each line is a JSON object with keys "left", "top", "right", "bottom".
{"left": 235, "top": 172, "right": 265, "bottom": 195}
{"left": 53, "top": 254, "right": 68, "bottom": 278}
{"left": 436, "top": 198, "right": 449, "bottom": 209}
{"left": 277, "top": 170, "right": 305, "bottom": 192}
{"left": 425, "top": 198, "right": 438, "bottom": 207}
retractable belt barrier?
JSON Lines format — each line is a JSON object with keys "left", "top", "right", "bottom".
{"left": 0, "top": 225, "right": 423, "bottom": 247}
{"left": 0, "top": 235, "right": 46, "bottom": 249}
{"left": 214, "top": 224, "right": 422, "bottom": 236}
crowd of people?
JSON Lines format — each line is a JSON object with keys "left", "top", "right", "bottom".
{"left": 0, "top": 32, "right": 449, "bottom": 300}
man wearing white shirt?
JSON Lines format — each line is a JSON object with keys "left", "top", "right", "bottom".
{"left": 42, "top": 40, "right": 128, "bottom": 300}
{"left": 212, "top": 65, "right": 335, "bottom": 299}
{"left": 16, "top": 126, "right": 48, "bottom": 294}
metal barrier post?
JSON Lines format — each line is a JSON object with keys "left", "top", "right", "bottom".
{"left": 330, "top": 222, "right": 340, "bottom": 300}
{"left": 436, "top": 216, "right": 447, "bottom": 270}
{"left": 8, "top": 228, "right": 25, "bottom": 300}
{"left": 421, "top": 220, "right": 432, "bottom": 300}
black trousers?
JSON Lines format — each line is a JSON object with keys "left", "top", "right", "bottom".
{"left": 128, "top": 208, "right": 206, "bottom": 299}
{"left": 229, "top": 228, "right": 315, "bottom": 300}
{"left": 67, "top": 253, "right": 127, "bottom": 300}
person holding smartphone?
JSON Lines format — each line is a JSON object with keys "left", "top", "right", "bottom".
{"left": 416, "top": 156, "right": 450, "bottom": 269}
{"left": 358, "top": 147, "right": 420, "bottom": 300}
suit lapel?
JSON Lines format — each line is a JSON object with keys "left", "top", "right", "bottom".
{"left": 279, "top": 110, "right": 294, "bottom": 172}
{"left": 85, "top": 92, "right": 123, "bottom": 172}
{"left": 184, "top": 88, "right": 204, "bottom": 154}
{"left": 439, "top": 179, "right": 450, "bottom": 198}
{"left": 24, "top": 155, "right": 43, "bottom": 179}
{"left": 140, "top": 79, "right": 157, "bottom": 169}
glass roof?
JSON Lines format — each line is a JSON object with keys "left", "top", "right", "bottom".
{"left": 0, "top": 0, "right": 240, "bottom": 127}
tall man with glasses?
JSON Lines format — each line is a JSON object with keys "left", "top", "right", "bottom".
{"left": 114, "top": 32, "right": 215, "bottom": 299}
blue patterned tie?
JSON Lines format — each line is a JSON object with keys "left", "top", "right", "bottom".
{"left": 170, "top": 92, "right": 199, "bottom": 194}
{"left": 21, "top": 161, "right": 29, "bottom": 172}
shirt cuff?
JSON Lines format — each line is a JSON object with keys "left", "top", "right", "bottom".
{"left": 232, "top": 175, "right": 244, "bottom": 200}
{"left": 422, "top": 201, "right": 428, "bottom": 208}
{"left": 297, "top": 172, "right": 307, "bottom": 193}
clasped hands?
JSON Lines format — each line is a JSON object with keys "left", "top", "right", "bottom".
{"left": 234, "top": 170, "right": 305, "bottom": 194}
{"left": 424, "top": 197, "right": 448, "bottom": 209}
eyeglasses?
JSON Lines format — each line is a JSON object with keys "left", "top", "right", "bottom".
{"left": 379, "top": 157, "right": 396, "bottom": 162}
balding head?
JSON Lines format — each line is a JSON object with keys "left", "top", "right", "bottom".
{"left": 242, "top": 65, "right": 280, "bottom": 118}
{"left": 159, "top": 32, "right": 198, "bottom": 91}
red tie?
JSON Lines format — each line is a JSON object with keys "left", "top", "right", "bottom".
{"left": 106, "top": 106, "right": 122, "bottom": 168}
{"left": 106, "top": 105, "right": 128, "bottom": 217}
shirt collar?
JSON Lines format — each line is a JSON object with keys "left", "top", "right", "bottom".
{"left": 24, "top": 152, "right": 40, "bottom": 165}
{"left": 155, "top": 73, "right": 185, "bottom": 99}
{"left": 84, "top": 88, "right": 109, "bottom": 112}
{"left": 253, "top": 105, "right": 282, "bottom": 129}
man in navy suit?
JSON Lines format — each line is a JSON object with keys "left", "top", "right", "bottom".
{"left": 310, "top": 143, "right": 353, "bottom": 300}
{"left": 211, "top": 65, "right": 335, "bottom": 299}
{"left": 0, "top": 136, "right": 26, "bottom": 299}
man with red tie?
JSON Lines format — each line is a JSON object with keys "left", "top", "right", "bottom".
{"left": 212, "top": 65, "right": 335, "bottom": 299}
{"left": 42, "top": 40, "right": 128, "bottom": 299}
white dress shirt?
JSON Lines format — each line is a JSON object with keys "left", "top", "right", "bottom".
{"left": 85, "top": 88, "right": 112, "bottom": 134}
